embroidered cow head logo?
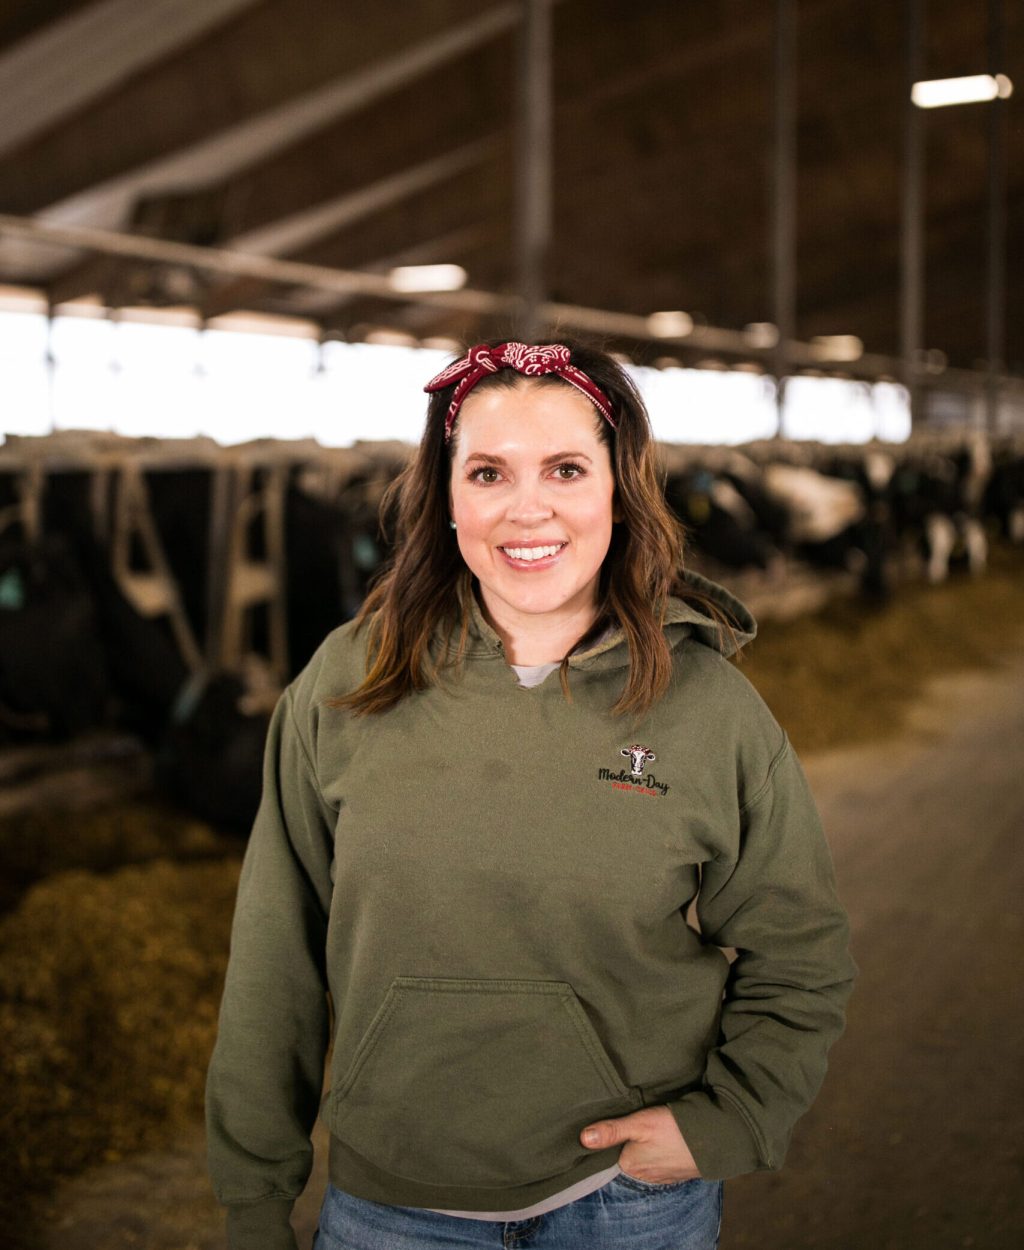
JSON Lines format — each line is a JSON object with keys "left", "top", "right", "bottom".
{"left": 621, "top": 744, "right": 656, "bottom": 778}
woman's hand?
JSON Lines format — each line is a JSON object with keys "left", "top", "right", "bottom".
{"left": 580, "top": 1106, "right": 702, "bottom": 1183}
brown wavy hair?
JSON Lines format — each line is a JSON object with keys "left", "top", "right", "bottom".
{"left": 331, "top": 337, "right": 736, "bottom": 719}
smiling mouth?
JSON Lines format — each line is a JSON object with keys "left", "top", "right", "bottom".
{"left": 499, "top": 543, "right": 567, "bottom": 562}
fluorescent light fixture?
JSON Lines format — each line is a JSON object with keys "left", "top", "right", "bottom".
{"left": 743, "top": 321, "right": 780, "bottom": 349}
{"left": 205, "top": 311, "right": 319, "bottom": 339}
{"left": 646, "top": 310, "right": 694, "bottom": 338}
{"left": 420, "top": 336, "right": 462, "bottom": 352}
{"left": 50, "top": 297, "right": 107, "bottom": 320}
{"left": 363, "top": 328, "right": 420, "bottom": 347}
{"left": 388, "top": 264, "right": 467, "bottom": 292}
{"left": 116, "top": 305, "right": 202, "bottom": 329}
{"left": 912, "top": 73, "right": 1013, "bottom": 109}
{"left": 810, "top": 334, "right": 864, "bottom": 362}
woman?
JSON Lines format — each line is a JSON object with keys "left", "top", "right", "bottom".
{"left": 206, "top": 340, "right": 854, "bottom": 1250}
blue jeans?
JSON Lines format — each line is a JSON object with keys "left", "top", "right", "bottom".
{"left": 312, "top": 1176, "right": 723, "bottom": 1249}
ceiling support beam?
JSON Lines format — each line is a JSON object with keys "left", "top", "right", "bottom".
{"left": 0, "top": 212, "right": 515, "bottom": 315}
{"left": 0, "top": 0, "right": 260, "bottom": 159}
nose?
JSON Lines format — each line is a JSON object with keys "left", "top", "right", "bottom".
{"left": 506, "top": 478, "right": 554, "bottom": 527}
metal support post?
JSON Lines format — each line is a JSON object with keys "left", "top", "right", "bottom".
{"left": 986, "top": 0, "right": 1007, "bottom": 432}
{"left": 515, "top": 0, "right": 553, "bottom": 341}
{"left": 901, "top": 0, "right": 925, "bottom": 425}
{"left": 771, "top": 0, "right": 797, "bottom": 437}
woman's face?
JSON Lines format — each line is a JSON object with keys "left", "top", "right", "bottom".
{"left": 448, "top": 380, "right": 617, "bottom": 638}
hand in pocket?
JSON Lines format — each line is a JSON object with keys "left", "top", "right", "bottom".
{"left": 580, "top": 1105, "right": 702, "bottom": 1183}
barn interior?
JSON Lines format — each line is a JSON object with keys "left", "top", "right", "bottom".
{"left": 1, "top": 3, "right": 1023, "bottom": 1249}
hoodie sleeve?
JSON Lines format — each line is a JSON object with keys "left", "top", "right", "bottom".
{"left": 205, "top": 684, "right": 336, "bottom": 1250}
{"left": 667, "top": 733, "right": 855, "bottom": 1179}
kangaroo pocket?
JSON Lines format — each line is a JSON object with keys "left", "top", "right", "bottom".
{"left": 326, "top": 976, "right": 643, "bottom": 1188}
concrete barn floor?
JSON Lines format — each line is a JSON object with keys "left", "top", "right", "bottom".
{"left": 721, "top": 654, "right": 1024, "bottom": 1250}
{"left": 34, "top": 646, "right": 1024, "bottom": 1250}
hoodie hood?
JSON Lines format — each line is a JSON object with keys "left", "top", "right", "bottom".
{"left": 457, "top": 567, "right": 756, "bottom": 670}
{"left": 662, "top": 567, "right": 757, "bottom": 656}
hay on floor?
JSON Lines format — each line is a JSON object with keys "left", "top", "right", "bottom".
{"left": 0, "top": 856, "right": 240, "bottom": 1210}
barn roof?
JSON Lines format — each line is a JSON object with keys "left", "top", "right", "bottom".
{"left": 0, "top": 0, "right": 1020, "bottom": 378}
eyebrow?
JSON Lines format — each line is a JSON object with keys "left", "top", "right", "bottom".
{"left": 463, "top": 450, "right": 594, "bottom": 466}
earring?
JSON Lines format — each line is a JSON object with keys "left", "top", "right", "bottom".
{"left": 449, "top": 520, "right": 457, "bottom": 530}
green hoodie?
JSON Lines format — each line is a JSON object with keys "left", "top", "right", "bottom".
{"left": 206, "top": 572, "right": 854, "bottom": 1249}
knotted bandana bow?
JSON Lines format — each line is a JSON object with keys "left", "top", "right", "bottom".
{"left": 424, "top": 342, "right": 616, "bottom": 441}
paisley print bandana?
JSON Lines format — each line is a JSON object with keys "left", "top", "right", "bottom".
{"left": 424, "top": 342, "right": 616, "bottom": 442}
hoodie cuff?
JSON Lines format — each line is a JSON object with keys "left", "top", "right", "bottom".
{"left": 667, "top": 1091, "right": 768, "bottom": 1180}
{"left": 225, "top": 1198, "right": 298, "bottom": 1250}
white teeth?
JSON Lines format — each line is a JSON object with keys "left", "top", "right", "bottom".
{"left": 501, "top": 544, "right": 563, "bottom": 561}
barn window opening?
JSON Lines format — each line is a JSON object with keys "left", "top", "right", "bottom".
{"left": 0, "top": 300, "right": 911, "bottom": 447}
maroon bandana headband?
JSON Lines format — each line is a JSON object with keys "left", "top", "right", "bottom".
{"left": 423, "top": 342, "right": 616, "bottom": 442}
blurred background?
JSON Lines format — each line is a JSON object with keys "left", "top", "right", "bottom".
{"left": 0, "top": 2, "right": 1021, "bottom": 1247}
